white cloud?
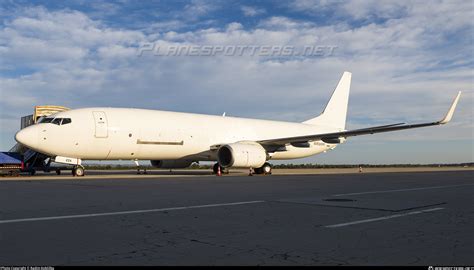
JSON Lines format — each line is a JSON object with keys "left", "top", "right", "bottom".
{"left": 241, "top": 5, "right": 265, "bottom": 17}
{"left": 146, "top": 20, "right": 187, "bottom": 32}
{"left": 340, "top": 0, "right": 409, "bottom": 20}
{"left": 258, "top": 16, "right": 315, "bottom": 30}
{"left": 181, "top": 0, "right": 219, "bottom": 21}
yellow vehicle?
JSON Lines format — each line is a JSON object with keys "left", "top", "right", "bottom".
{"left": 21, "top": 105, "right": 70, "bottom": 129}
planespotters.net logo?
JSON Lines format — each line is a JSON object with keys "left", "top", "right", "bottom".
{"left": 136, "top": 43, "right": 338, "bottom": 57}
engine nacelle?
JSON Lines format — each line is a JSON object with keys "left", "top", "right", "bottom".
{"left": 150, "top": 160, "right": 194, "bottom": 169}
{"left": 217, "top": 142, "right": 267, "bottom": 168}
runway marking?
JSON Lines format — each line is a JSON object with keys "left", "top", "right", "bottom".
{"left": 324, "top": 207, "right": 445, "bottom": 228}
{"left": 332, "top": 183, "right": 474, "bottom": 197}
{"left": 0, "top": 200, "right": 265, "bottom": 225}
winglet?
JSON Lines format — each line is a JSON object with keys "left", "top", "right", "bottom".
{"left": 439, "top": 91, "right": 461, "bottom": 124}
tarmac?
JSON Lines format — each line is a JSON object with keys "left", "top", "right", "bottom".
{"left": 0, "top": 169, "right": 472, "bottom": 265}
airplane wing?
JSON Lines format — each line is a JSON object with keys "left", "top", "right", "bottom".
{"left": 259, "top": 91, "right": 462, "bottom": 147}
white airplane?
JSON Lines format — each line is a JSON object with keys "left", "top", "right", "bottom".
{"left": 14, "top": 72, "right": 461, "bottom": 176}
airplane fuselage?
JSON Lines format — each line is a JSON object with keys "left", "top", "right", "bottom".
{"left": 20, "top": 108, "right": 339, "bottom": 162}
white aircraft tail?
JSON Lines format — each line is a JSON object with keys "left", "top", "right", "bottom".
{"left": 303, "top": 71, "right": 351, "bottom": 130}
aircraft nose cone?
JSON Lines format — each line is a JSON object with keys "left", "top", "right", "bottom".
{"left": 15, "top": 126, "right": 38, "bottom": 149}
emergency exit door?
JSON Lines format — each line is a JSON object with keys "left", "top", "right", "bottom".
{"left": 92, "top": 111, "right": 108, "bottom": 138}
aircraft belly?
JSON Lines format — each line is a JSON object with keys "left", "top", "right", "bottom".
{"left": 271, "top": 144, "right": 333, "bottom": 160}
{"left": 100, "top": 128, "right": 138, "bottom": 160}
{"left": 132, "top": 128, "right": 204, "bottom": 160}
{"left": 135, "top": 145, "right": 190, "bottom": 160}
{"left": 75, "top": 139, "right": 111, "bottom": 159}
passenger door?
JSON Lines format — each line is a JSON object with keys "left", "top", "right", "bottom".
{"left": 92, "top": 111, "right": 108, "bottom": 138}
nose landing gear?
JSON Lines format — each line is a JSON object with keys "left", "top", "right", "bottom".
{"left": 72, "top": 165, "right": 85, "bottom": 177}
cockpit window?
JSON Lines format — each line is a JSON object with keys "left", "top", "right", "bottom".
{"left": 61, "top": 118, "right": 72, "bottom": 125}
{"left": 39, "top": 117, "right": 54, "bottom": 123}
{"left": 52, "top": 118, "right": 62, "bottom": 125}
{"left": 38, "top": 117, "right": 72, "bottom": 125}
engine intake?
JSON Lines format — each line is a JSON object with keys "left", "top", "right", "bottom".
{"left": 217, "top": 142, "right": 267, "bottom": 168}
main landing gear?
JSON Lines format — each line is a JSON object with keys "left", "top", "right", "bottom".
{"left": 72, "top": 165, "right": 85, "bottom": 177}
{"left": 254, "top": 162, "right": 272, "bottom": 175}
{"left": 134, "top": 160, "right": 147, "bottom": 175}
{"left": 213, "top": 162, "right": 272, "bottom": 176}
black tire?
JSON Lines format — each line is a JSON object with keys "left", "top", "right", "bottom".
{"left": 262, "top": 163, "right": 272, "bottom": 175}
{"left": 254, "top": 163, "right": 272, "bottom": 175}
{"left": 30, "top": 169, "right": 36, "bottom": 176}
{"left": 56, "top": 169, "right": 61, "bottom": 175}
{"left": 74, "top": 166, "right": 85, "bottom": 177}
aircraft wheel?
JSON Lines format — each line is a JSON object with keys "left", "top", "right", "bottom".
{"left": 56, "top": 169, "right": 61, "bottom": 175}
{"left": 262, "top": 163, "right": 272, "bottom": 175}
{"left": 30, "top": 169, "right": 36, "bottom": 176}
{"left": 256, "top": 163, "right": 272, "bottom": 175}
{"left": 73, "top": 166, "right": 85, "bottom": 177}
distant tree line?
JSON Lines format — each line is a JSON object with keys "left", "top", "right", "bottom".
{"left": 271, "top": 163, "right": 473, "bottom": 169}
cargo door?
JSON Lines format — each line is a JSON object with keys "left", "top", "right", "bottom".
{"left": 92, "top": 111, "right": 108, "bottom": 138}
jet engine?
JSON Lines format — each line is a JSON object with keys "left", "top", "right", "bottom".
{"left": 150, "top": 160, "right": 194, "bottom": 169}
{"left": 217, "top": 142, "right": 267, "bottom": 168}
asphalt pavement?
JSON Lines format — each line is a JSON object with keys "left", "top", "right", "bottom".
{"left": 0, "top": 170, "right": 472, "bottom": 265}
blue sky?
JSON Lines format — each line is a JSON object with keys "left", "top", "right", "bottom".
{"left": 0, "top": 0, "right": 472, "bottom": 164}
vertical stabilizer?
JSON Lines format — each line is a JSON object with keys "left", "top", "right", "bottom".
{"left": 303, "top": 71, "right": 351, "bottom": 130}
